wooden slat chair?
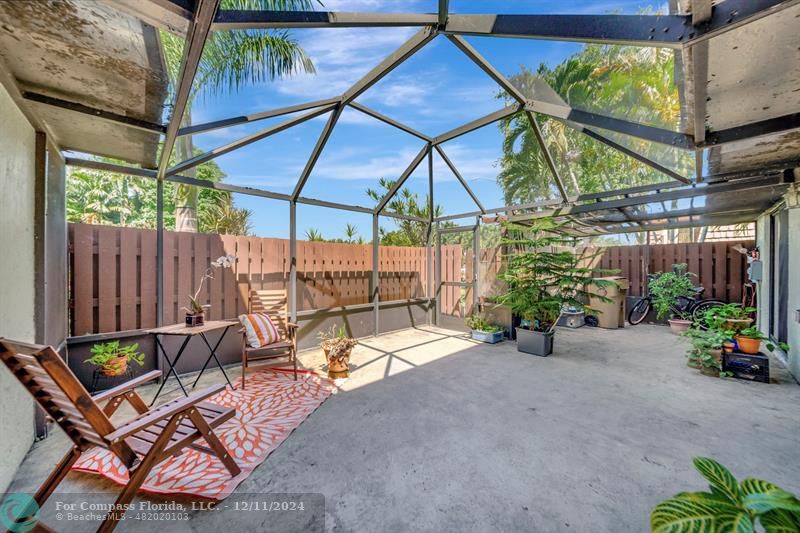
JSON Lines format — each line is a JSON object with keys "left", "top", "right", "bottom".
{"left": 0, "top": 338, "right": 241, "bottom": 533}
{"left": 241, "top": 289, "right": 298, "bottom": 388}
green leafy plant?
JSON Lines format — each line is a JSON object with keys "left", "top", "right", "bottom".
{"left": 649, "top": 264, "right": 696, "bottom": 320}
{"left": 683, "top": 327, "right": 730, "bottom": 375}
{"left": 651, "top": 457, "right": 800, "bottom": 532}
{"left": 737, "top": 327, "right": 790, "bottom": 352}
{"left": 317, "top": 324, "right": 357, "bottom": 364}
{"left": 85, "top": 341, "right": 145, "bottom": 367}
{"left": 702, "top": 304, "right": 755, "bottom": 333}
{"left": 466, "top": 315, "right": 503, "bottom": 333}
{"left": 497, "top": 218, "right": 617, "bottom": 332}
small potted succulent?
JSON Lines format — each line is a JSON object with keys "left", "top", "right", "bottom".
{"left": 184, "top": 254, "right": 236, "bottom": 326}
{"left": 466, "top": 314, "right": 504, "bottom": 344}
{"left": 85, "top": 341, "right": 145, "bottom": 376}
{"left": 649, "top": 264, "right": 696, "bottom": 334}
{"left": 318, "top": 324, "right": 357, "bottom": 378}
{"left": 736, "top": 326, "right": 790, "bottom": 355}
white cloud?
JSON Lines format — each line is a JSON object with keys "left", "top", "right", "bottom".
{"left": 312, "top": 145, "right": 425, "bottom": 181}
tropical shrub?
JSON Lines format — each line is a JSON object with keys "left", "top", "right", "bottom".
{"left": 649, "top": 264, "right": 696, "bottom": 320}
{"left": 651, "top": 457, "right": 800, "bottom": 532}
{"left": 497, "top": 218, "right": 616, "bottom": 332}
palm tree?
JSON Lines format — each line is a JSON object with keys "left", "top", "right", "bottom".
{"left": 161, "top": 0, "right": 319, "bottom": 232}
{"left": 305, "top": 228, "right": 324, "bottom": 241}
{"left": 344, "top": 223, "right": 359, "bottom": 244}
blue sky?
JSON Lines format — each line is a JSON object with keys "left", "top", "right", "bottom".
{"left": 186, "top": 0, "right": 667, "bottom": 240}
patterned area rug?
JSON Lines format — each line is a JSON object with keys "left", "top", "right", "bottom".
{"left": 73, "top": 368, "right": 335, "bottom": 500}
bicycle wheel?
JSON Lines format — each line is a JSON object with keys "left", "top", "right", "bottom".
{"left": 691, "top": 299, "right": 725, "bottom": 326}
{"left": 628, "top": 297, "right": 651, "bottom": 325}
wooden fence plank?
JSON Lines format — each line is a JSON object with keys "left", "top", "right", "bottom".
{"left": 140, "top": 229, "right": 157, "bottom": 328}
{"left": 119, "top": 228, "right": 138, "bottom": 331}
{"left": 97, "top": 226, "right": 117, "bottom": 334}
{"left": 71, "top": 224, "right": 94, "bottom": 336}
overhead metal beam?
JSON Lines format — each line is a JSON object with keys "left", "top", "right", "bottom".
{"left": 342, "top": 28, "right": 436, "bottom": 105}
{"left": 434, "top": 145, "right": 485, "bottom": 213}
{"left": 177, "top": 97, "right": 339, "bottom": 137}
{"left": 296, "top": 196, "right": 372, "bottom": 214}
{"left": 526, "top": 111, "right": 569, "bottom": 202}
{"left": 699, "top": 112, "right": 800, "bottom": 148}
{"left": 690, "top": 0, "right": 712, "bottom": 180}
{"left": 291, "top": 104, "right": 344, "bottom": 200}
{"left": 22, "top": 91, "right": 166, "bottom": 134}
{"left": 213, "top": 10, "right": 438, "bottom": 30}
{"left": 168, "top": 104, "right": 335, "bottom": 176}
{"left": 433, "top": 105, "right": 521, "bottom": 145}
{"left": 579, "top": 127, "right": 691, "bottom": 184}
{"left": 446, "top": 35, "right": 527, "bottom": 104}
{"left": 348, "top": 102, "right": 432, "bottom": 141}
{"left": 383, "top": 211, "right": 429, "bottom": 223}
{"left": 531, "top": 175, "right": 788, "bottom": 218}
{"left": 376, "top": 144, "right": 430, "bottom": 213}
{"left": 156, "top": 0, "right": 220, "bottom": 182}
{"left": 438, "top": 0, "right": 449, "bottom": 27}
{"left": 441, "top": 1, "right": 798, "bottom": 48}
{"left": 558, "top": 107, "right": 695, "bottom": 149}
{"left": 66, "top": 156, "right": 292, "bottom": 202}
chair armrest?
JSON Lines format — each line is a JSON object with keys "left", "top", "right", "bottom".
{"left": 93, "top": 370, "right": 162, "bottom": 403}
{"left": 286, "top": 322, "right": 299, "bottom": 329}
{"left": 104, "top": 383, "right": 225, "bottom": 443}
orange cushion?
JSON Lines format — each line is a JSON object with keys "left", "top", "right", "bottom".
{"left": 239, "top": 313, "right": 281, "bottom": 349}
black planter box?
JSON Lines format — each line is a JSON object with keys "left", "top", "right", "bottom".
{"left": 516, "top": 328, "right": 554, "bottom": 357}
{"left": 723, "top": 352, "right": 769, "bottom": 384}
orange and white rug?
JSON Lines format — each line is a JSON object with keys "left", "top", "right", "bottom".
{"left": 73, "top": 368, "right": 335, "bottom": 500}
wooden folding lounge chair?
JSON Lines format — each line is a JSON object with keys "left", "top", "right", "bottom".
{"left": 0, "top": 338, "right": 241, "bottom": 533}
{"left": 240, "top": 289, "right": 298, "bottom": 388}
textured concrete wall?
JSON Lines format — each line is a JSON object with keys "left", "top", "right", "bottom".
{"left": 756, "top": 201, "right": 800, "bottom": 381}
{"left": 0, "top": 83, "right": 36, "bottom": 493}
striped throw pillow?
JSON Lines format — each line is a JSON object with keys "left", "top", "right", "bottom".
{"left": 239, "top": 313, "right": 281, "bottom": 348}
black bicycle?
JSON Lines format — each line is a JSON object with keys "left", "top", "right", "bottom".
{"left": 628, "top": 274, "right": 725, "bottom": 325}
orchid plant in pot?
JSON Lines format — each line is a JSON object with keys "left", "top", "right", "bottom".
{"left": 184, "top": 254, "right": 236, "bottom": 326}
{"left": 318, "top": 324, "right": 357, "bottom": 378}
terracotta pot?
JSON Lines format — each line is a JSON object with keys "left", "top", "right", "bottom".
{"left": 735, "top": 335, "right": 761, "bottom": 355}
{"left": 668, "top": 319, "right": 692, "bottom": 334}
{"left": 724, "top": 317, "right": 753, "bottom": 334}
{"left": 700, "top": 366, "right": 719, "bottom": 377}
{"left": 710, "top": 348, "right": 723, "bottom": 363}
{"left": 723, "top": 341, "right": 735, "bottom": 353}
{"left": 100, "top": 356, "right": 128, "bottom": 377}
{"left": 324, "top": 347, "right": 352, "bottom": 378}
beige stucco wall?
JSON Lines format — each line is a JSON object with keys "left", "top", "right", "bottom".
{"left": 0, "top": 83, "right": 36, "bottom": 493}
{"left": 756, "top": 190, "right": 800, "bottom": 380}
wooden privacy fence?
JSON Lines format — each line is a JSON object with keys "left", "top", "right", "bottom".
{"left": 593, "top": 240, "right": 754, "bottom": 300}
{"left": 69, "top": 224, "right": 462, "bottom": 336}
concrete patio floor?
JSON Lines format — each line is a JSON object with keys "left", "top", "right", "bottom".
{"left": 9, "top": 324, "right": 800, "bottom": 532}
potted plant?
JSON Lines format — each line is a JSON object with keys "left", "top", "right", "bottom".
{"left": 497, "top": 218, "right": 615, "bottom": 357}
{"left": 318, "top": 325, "right": 357, "bottom": 378}
{"left": 466, "top": 314, "right": 504, "bottom": 344}
{"left": 184, "top": 254, "right": 236, "bottom": 326}
{"left": 684, "top": 327, "right": 729, "bottom": 376}
{"left": 736, "top": 326, "right": 790, "bottom": 355}
{"left": 649, "top": 264, "right": 696, "bottom": 334}
{"left": 85, "top": 340, "right": 145, "bottom": 376}
{"left": 702, "top": 303, "right": 755, "bottom": 335}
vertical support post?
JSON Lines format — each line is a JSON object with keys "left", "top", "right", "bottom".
{"left": 427, "top": 145, "right": 434, "bottom": 324}
{"left": 426, "top": 225, "right": 433, "bottom": 325}
{"left": 372, "top": 213, "right": 380, "bottom": 337}
{"left": 289, "top": 201, "right": 297, "bottom": 323}
{"left": 156, "top": 179, "right": 164, "bottom": 327}
{"left": 435, "top": 222, "right": 441, "bottom": 326}
{"left": 473, "top": 216, "right": 480, "bottom": 313}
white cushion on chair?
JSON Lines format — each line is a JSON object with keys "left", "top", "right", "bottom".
{"left": 239, "top": 313, "right": 281, "bottom": 348}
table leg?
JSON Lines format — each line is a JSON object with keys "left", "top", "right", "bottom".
{"left": 149, "top": 335, "right": 191, "bottom": 406}
{"left": 193, "top": 327, "right": 235, "bottom": 390}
